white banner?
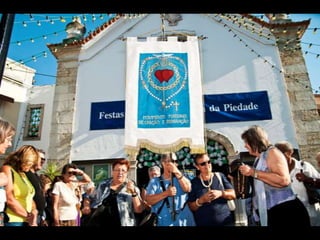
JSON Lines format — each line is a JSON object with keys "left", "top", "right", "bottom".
{"left": 124, "top": 36, "right": 205, "bottom": 155}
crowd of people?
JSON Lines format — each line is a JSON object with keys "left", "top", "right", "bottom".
{"left": 0, "top": 116, "right": 320, "bottom": 227}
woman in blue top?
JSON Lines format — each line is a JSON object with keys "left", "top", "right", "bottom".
{"left": 188, "top": 153, "right": 236, "bottom": 226}
{"left": 145, "top": 152, "right": 195, "bottom": 226}
{"left": 239, "top": 125, "right": 310, "bottom": 227}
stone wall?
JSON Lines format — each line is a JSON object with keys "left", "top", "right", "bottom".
{"left": 276, "top": 28, "right": 320, "bottom": 168}
{"left": 47, "top": 45, "right": 82, "bottom": 166}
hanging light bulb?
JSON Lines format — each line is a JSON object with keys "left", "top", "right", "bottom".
{"left": 60, "top": 16, "right": 66, "bottom": 22}
{"left": 42, "top": 35, "right": 47, "bottom": 40}
{"left": 16, "top": 41, "right": 21, "bottom": 46}
{"left": 30, "top": 38, "right": 34, "bottom": 43}
{"left": 22, "top": 21, "right": 27, "bottom": 27}
{"left": 37, "top": 20, "right": 41, "bottom": 26}
{"left": 296, "top": 28, "right": 301, "bottom": 34}
{"left": 43, "top": 51, "right": 47, "bottom": 58}
{"left": 32, "top": 56, "right": 37, "bottom": 62}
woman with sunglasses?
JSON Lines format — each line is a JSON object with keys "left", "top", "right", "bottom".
{"left": 145, "top": 152, "right": 195, "bottom": 226}
{"left": 187, "top": 153, "right": 236, "bottom": 226}
{"left": 51, "top": 163, "right": 91, "bottom": 226}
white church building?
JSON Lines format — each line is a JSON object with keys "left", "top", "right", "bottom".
{"left": 1, "top": 13, "right": 320, "bottom": 226}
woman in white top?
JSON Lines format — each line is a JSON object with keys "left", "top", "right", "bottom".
{"left": 52, "top": 163, "right": 91, "bottom": 226}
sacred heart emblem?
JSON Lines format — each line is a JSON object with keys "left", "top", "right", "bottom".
{"left": 154, "top": 69, "right": 174, "bottom": 83}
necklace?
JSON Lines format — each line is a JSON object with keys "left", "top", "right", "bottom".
{"left": 237, "top": 169, "right": 246, "bottom": 198}
{"left": 200, "top": 172, "right": 213, "bottom": 191}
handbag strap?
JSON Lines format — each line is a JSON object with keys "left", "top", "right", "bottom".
{"left": 156, "top": 177, "right": 169, "bottom": 214}
{"left": 215, "top": 172, "right": 224, "bottom": 190}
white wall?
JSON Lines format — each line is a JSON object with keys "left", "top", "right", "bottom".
{"left": 20, "top": 85, "right": 55, "bottom": 157}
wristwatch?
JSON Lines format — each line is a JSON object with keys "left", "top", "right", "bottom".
{"left": 253, "top": 169, "right": 258, "bottom": 179}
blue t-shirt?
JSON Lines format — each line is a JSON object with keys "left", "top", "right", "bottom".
{"left": 146, "top": 176, "right": 195, "bottom": 226}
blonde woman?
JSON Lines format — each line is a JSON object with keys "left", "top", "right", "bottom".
{"left": 1, "top": 145, "right": 39, "bottom": 226}
{"left": 0, "top": 117, "right": 15, "bottom": 226}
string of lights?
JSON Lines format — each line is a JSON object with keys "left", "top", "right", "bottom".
{"left": 6, "top": 13, "right": 320, "bottom": 92}
{"left": 207, "top": 14, "right": 319, "bottom": 93}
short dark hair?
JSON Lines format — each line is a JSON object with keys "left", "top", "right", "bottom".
{"left": 160, "top": 152, "right": 177, "bottom": 162}
{"left": 112, "top": 158, "right": 130, "bottom": 171}
{"left": 37, "top": 148, "right": 45, "bottom": 155}
{"left": 61, "top": 163, "right": 78, "bottom": 174}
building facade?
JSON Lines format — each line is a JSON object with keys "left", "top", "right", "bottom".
{"left": 44, "top": 14, "right": 320, "bottom": 180}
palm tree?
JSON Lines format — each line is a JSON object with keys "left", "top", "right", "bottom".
{"left": 40, "top": 161, "right": 63, "bottom": 181}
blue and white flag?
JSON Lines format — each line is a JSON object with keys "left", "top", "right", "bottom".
{"left": 125, "top": 36, "right": 205, "bottom": 155}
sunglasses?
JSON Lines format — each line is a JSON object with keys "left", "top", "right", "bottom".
{"left": 198, "top": 161, "right": 211, "bottom": 166}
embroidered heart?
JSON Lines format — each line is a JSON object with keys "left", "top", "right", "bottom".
{"left": 154, "top": 69, "right": 174, "bottom": 83}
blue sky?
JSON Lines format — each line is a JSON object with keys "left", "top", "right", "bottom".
{"left": 5, "top": 13, "right": 320, "bottom": 93}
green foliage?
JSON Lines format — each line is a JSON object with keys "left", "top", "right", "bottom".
{"left": 39, "top": 161, "right": 63, "bottom": 181}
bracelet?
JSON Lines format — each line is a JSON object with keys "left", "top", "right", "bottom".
{"left": 195, "top": 198, "right": 203, "bottom": 207}
{"left": 177, "top": 174, "right": 184, "bottom": 180}
{"left": 253, "top": 168, "right": 258, "bottom": 179}
{"left": 221, "top": 190, "right": 226, "bottom": 198}
{"left": 131, "top": 193, "right": 138, "bottom": 197}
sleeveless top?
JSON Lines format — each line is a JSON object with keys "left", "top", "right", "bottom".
{"left": 6, "top": 168, "right": 35, "bottom": 222}
{"left": 253, "top": 146, "right": 296, "bottom": 210}
{"left": 253, "top": 146, "right": 296, "bottom": 220}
